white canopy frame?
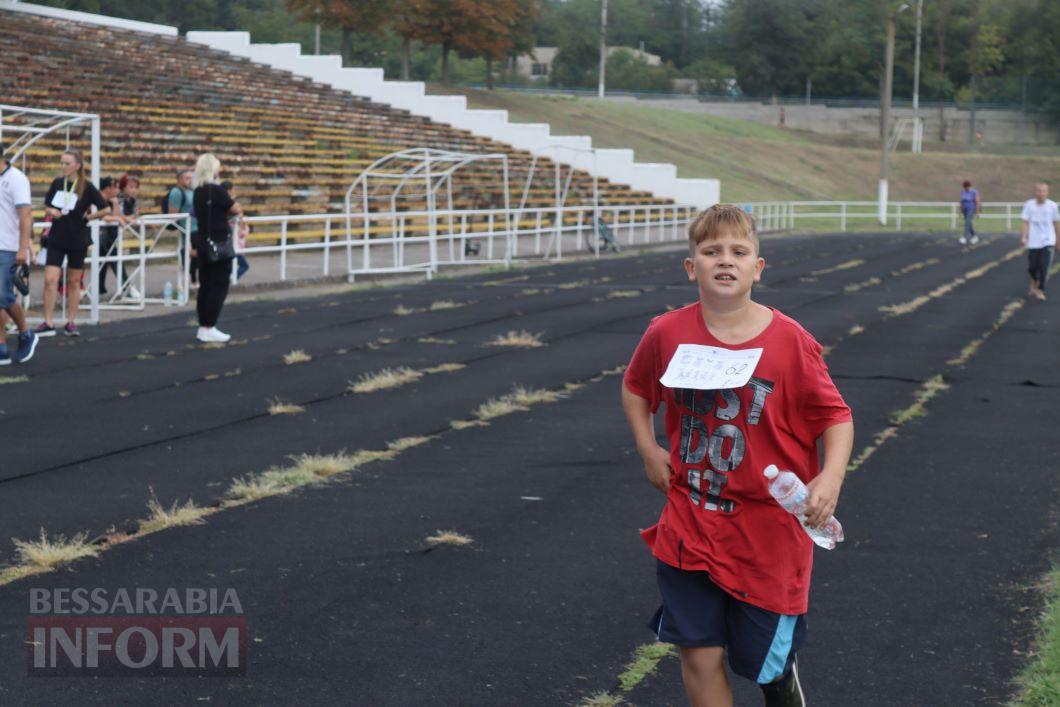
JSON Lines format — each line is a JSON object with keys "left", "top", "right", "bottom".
{"left": 0, "top": 104, "right": 104, "bottom": 323}
{"left": 344, "top": 148, "right": 512, "bottom": 277}
{"left": 514, "top": 145, "right": 599, "bottom": 260}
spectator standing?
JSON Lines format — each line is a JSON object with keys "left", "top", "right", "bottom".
{"left": 0, "top": 145, "right": 39, "bottom": 363}
{"left": 959, "top": 180, "right": 981, "bottom": 245}
{"left": 192, "top": 154, "right": 242, "bottom": 343}
{"left": 97, "top": 176, "right": 127, "bottom": 297}
{"left": 220, "top": 181, "right": 250, "bottom": 281}
{"left": 166, "top": 169, "right": 197, "bottom": 286}
{"left": 117, "top": 173, "right": 142, "bottom": 299}
{"left": 1021, "top": 183, "right": 1060, "bottom": 301}
{"left": 37, "top": 150, "right": 110, "bottom": 337}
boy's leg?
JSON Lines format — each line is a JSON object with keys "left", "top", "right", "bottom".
{"left": 726, "top": 599, "right": 807, "bottom": 706}
{"left": 679, "top": 646, "right": 733, "bottom": 707}
{"left": 648, "top": 560, "right": 731, "bottom": 706}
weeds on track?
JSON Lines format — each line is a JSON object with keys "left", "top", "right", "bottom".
{"left": 349, "top": 366, "right": 423, "bottom": 393}
{"left": 138, "top": 493, "right": 211, "bottom": 535}
{"left": 425, "top": 530, "right": 473, "bottom": 546}
{"left": 486, "top": 330, "right": 545, "bottom": 348}
{"left": 268, "top": 399, "right": 305, "bottom": 415}
{"left": 284, "top": 349, "right": 312, "bottom": 365}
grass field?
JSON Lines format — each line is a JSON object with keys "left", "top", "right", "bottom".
{"left": 446, "top": 87, "right": 1060, "bottom": 204}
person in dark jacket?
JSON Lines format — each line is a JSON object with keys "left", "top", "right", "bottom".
{"left": 191, "top": 153, "right": 242, "bottom": 343}
{"left": 37, "top": 149, "right": 110, "bottom": 337}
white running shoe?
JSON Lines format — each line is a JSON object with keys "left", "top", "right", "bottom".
{"left": 970, "top": 236, "right": 979, "bottom": 244}
{"left": 958, "top": 237, "right": 967, "bottom": 244}
{"left": 126, "top": 285, "right": 142, "bottom": 300}
{"left": 196, "top": 327, "right": 231, "bottom": 343}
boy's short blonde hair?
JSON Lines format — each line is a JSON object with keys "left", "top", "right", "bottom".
{"left": 688, "top": 204, "right": 759, "bottom": 254}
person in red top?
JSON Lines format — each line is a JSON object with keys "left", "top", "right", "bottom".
{"left": 622, "top": 204, "right": 854, "bottom": 707}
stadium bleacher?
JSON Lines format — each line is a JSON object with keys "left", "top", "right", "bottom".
{"left": 0, "top": 9, "right": 670, "bottom": 247}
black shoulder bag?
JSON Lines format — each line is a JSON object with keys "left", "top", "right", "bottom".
{"left": 201, "top": 186, "right": 235, "bottom": 264}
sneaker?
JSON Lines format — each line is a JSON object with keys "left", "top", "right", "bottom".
{"left": 34, "top": 323, "right": 56, "bottom": 338}
{"left": 0, "top": 344, "right": 10, "bottom": 366}
{"left": 63, "top": 322, "right": 80, "bottom": 337}
{"left": 14, "top": 330, "right": 38, "bottom": 364}
{"left": 1035, "top": 289, "right": 1047, "bottom": 301}
{"left": 958, "top": 236, "right": 967, "bottom": 244}
{"left": 760, "top": 657, "right": 805, "bottom": 707}
{"left": 125, "top": 285, "right": 142, "bottom": 300}
{"left": 3, "top": 322, "right": 16, "bottom": 335}
{"left": 196, "top": 327, "right": 231, "bottom": 343}
{"left": 970, "top": 235, "right": 979, "bottom": 244}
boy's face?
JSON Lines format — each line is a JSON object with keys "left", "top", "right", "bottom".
{"left": 684, "top": 231, "right": 764, "bottom": 303}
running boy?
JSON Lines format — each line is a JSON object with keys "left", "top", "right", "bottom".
{"left": 1021, "top": 183, "right": 1059, "bottom": 301}
{"left": 622, "top": 204, "right": 854, "bottom": 707}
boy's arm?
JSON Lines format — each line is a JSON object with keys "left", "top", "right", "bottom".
{"left": 621, "top": 383, "right": 671, "bottom": 494}
{"left": 804, "top": 421, "right": 854, "bottom": 528}
{"left": 1021, "top": 219, "right": 1029, "bottom": 245}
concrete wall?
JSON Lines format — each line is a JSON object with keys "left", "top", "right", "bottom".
{"left": 610, "top": 95, "right": 1059, "bottom": 146}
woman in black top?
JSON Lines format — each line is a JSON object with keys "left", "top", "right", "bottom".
{"left": 191, "top": 153, "right": 242, "bottom": 343}
{"left": 38, "top": 149, "right": 110, "bottom": 337}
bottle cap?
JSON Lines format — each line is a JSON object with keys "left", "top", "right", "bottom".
{"left": 763, "top": 464, "right": 779, "bottom": 480}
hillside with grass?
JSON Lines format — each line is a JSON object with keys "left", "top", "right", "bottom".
{"left": 445, "top": 88, "right": 1060, "bottom": 204}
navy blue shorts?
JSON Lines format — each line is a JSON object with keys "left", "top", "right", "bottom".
{"left": 648, "top": 559, "right": 806, "bottom": 684}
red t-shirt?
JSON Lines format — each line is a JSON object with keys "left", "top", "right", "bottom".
{"left": 624, "top": 303, "right": 852, "bottom": 615}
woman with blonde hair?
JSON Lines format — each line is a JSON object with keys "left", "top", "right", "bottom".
{"left": 37, "top": 149, "right": 110, "bottom": 337}
{"left": 191, "top": 153, "right": 242, "bottom": 343}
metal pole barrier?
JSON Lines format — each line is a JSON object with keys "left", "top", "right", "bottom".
{"left": 88, "top": 221, "right": 99, "bottom": 324}
{"left": 280, "top": 220, "right": 288, "bottom": 281}
{"left": 323, "top": 216, "right": 331, "bottom": 276}
{"left": 841, "top": 202, "right": 847, "bottom": 232}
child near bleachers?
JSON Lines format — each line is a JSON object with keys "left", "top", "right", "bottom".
{"left": 220, "top": 181, "right": 250, "bottom": 281}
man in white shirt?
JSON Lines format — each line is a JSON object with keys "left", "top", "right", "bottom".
{"left": 0, "top": 146, "right": 39, "bottom": 364}
{"left": 1021, "top": 183, "right": 1060, "bottom": 301}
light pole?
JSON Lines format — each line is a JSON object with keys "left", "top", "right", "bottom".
{"left": 314, "top": 7, "right": 321, "bottom": 56}
{"left": 911, "top": 0, "right": 924, "bottom": 152}
{"left": 598, "top": 0, "right": 608, "bottom": 99}
{"left": 878, "top": 3, "right": 910, "bottom": 225}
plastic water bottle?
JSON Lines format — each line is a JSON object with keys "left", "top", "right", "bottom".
{"left": 163, "top": 281, "right": 173, "bottom": 306}
{"left": 763, "top": 464, "right": 844, "bottom": 550}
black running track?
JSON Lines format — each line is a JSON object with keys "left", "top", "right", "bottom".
{"left": 0, "top": 232, "right": 1055, "bottom": 706}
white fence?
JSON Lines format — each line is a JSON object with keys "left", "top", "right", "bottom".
{"left": 24, "top": 204, "right": 693, "bottom": 324}
{"left": 743, "top": 201, "right": 1025, "bottom": 233}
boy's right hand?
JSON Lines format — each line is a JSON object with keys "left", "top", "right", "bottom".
{"left": 640, "top": 444, "right": 673, "bottom": 494}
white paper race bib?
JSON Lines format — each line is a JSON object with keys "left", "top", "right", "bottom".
{"left": 50, "top": 191, "right": 77, "bottom": 211}
{"left": 660, "top": 344, "right": 764, "bottom": 390}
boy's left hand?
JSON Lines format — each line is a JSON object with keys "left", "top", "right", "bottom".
{"left": 804, "top": 475, "right": 842, "bottom": 529}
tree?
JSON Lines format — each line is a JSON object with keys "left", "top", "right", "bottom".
{"left": 396, "top": 0, "right": 529, "bottom": 85}
{"left": 284, "top": 0, "right": 391, "bottom": 66}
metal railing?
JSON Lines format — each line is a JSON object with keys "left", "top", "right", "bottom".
{"left": 21, "top": 203, "right": 693, "bottom": 322}
{"left": 742, "top": 201, "right": 1026, "bottom": 233}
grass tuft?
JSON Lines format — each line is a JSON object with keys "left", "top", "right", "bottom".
{"left": 424, "top": 362, "right": 465, "bottom": 374}
{"left": 0, "top": 375, "right": 29, "bottom": 385}
{"left": 268, "top": 398, "right": 305, "bottom": 415}
{"left": 428, "top": 300, "right": 464, "bottom": 311}
{"left": 388, "top": 436, "right": 432, "bottom": 452}
{"left": 417, "top": 337, "right": 456, "bottom": 345}
{"left": 426, "top": 530, "right": 473, "bottom": 546}
{"left": 581, "top": 693, "right": 623, "bottom": 707}
{"left": 138, "top": 493, "right": 210, "bottom": 535}
{"left": 617, "top": 642, "right": 676, "bottom": 692}
{"left": 394, "top": 304, "right": 421, "bottom": 316}
{"left": 349, "top": 366, "right": 423, "bottom": 393}
{"left": 1015, "top": 566, "right": 1060, "bottom": 706}
{"left": 607, "top": 290, "right": 642, "bottom": 299}
{"left": 284, "top": 349, "right": 312, "bottom": 365}
{"left": 486, "top": 330, "right": 545, "bottom": 348}
{"left": 12, "top": 529, "right": 98, "bottom": 569}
